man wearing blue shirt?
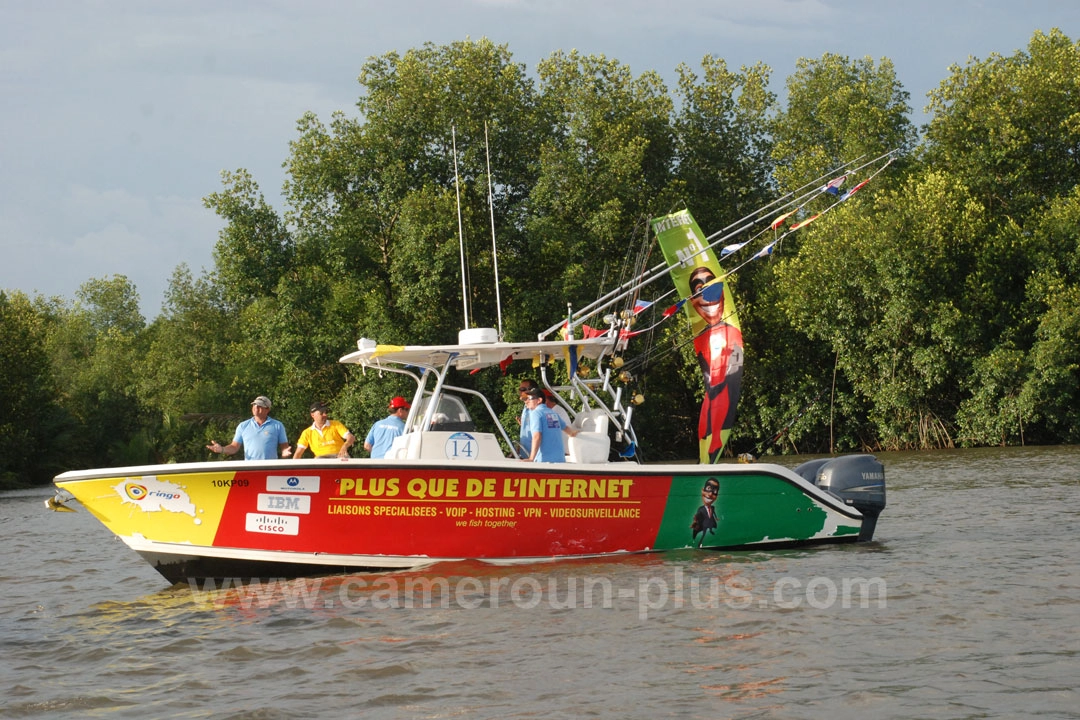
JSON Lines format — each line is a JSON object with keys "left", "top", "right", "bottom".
{"left": 364, "top": 396, "right": 411, "bottom": 459}
{"left": 206, "top": 396, "right": 290, "bottom": 460}
{"left": 516, "top": 379, "right": 538, "bottom": 458}
{"left": 521, "top": 388, "right": 575, "bottom": 462}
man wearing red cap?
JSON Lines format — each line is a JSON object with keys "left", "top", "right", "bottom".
{"left": 364, "top": 396, "right": 411, "bottom": 459}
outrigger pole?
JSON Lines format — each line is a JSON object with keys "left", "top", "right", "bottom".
{"left": 539, "top": 150, "right": 897, "bottom": 340}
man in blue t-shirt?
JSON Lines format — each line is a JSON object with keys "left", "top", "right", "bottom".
{"left": 364, "top": 396, "right": 411, "bottom": 459}
{"left": 521, "top": 388, "right": 574, "bottom": 463}
{"left": 516, "top": 379, "right": 538, "bottom": 458}
{"left": 206, "top": 396, "right": 290, "bottom": 460}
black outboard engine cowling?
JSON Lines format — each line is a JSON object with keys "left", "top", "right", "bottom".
{"left": 794, "top": 454, "right": 886, "bottom": 542}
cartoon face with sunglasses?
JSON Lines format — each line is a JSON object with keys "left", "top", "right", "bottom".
{"left": 690, "top": 478, "right": 720, "bottom": 545}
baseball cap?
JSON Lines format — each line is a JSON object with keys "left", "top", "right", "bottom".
{"left": 309, "top": 401, "right": 328, "bottom": 413}
{"left": 389, "top": 396, "right": 411, "bottom": 410}
{"left": 251, "top": 396, "right": 272, "bottom": 409}
{"left": 524, "top": 388, "right": 544, "bottom": 400}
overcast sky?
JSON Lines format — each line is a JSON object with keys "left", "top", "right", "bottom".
{"left": 2, "top": 0, "right": 1077, "bottom": 319}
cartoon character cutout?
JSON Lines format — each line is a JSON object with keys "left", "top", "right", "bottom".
{"left": 690, "top": 477, "right": 720, "bottom": 547}
{"left": 688, "top": 266, "right": 744, "bottom": 463}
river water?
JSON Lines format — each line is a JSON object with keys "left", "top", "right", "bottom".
{"left": 2, "top": 446, "right": 1078, "bottom": 719}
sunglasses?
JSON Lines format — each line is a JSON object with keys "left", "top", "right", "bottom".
{"left": 703, "top": 486, "right": 719, "bottom": 494}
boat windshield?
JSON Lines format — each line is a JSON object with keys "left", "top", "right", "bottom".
{"left": 413, "top": 394, "right": 476, "bottom": 432}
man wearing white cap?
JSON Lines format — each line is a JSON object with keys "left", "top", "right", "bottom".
{"left": 364, "top": 396, "right": 411, "bottom": 459}
{"left": 206, "top": 396, "right": 290, "bottom": 460}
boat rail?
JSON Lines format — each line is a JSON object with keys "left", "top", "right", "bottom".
{"left": 340, "top": 331, "right": 640, "bottom": 463}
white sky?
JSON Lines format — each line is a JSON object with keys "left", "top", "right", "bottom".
{"left": 2, "top": 0, "right": 1077, "bottom": 319}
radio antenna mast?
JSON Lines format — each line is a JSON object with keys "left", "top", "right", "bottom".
{"left": 485, "top": 121, "right": 504, "bottom": 340}
{"left": 452, "top": 124, "right": 470, "bottom": 329}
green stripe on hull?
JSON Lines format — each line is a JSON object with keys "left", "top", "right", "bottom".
{"left": 655, "top": 472, "right": 860, "bottom": 549}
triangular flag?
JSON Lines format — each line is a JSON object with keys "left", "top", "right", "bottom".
{"left": 701, "top": 280, "right": 724, "bottom": 304}
{"left": 839, "top": 179, "right": 870, "bottom": 201}
{"left": 770, "top": 210, "right": 798, "bottom": 230}
{"left": 720, "top": 240, "right": 750, "bottom": 257}
{"left": 822, "top": 175, "right": 847, "bottom": 195}
{"left": 789, "top": 214, "right": 820, "bottom": 230}
{"left": 662, "top": 298, "right": 686, "bottom": 318}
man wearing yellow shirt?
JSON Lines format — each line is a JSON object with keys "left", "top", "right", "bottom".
{"left": 292, "top": 402, "right": 355, "bottom": 460}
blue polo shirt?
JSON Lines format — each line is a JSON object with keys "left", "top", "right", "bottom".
{"left": 365, "top": 414, "right": 406, "bottom": 459}
{"left": 518, "top": 405, "right": 534, "bottom": 458}
{"left": 232, "top": 417, "right": 288, "bottom": 460}
{"left": 526, "top": 405, "right": 567, "bottom": 463}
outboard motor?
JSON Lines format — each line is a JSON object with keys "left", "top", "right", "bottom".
{"left": 794, "top": 454, "right": 886, "bottom": 542}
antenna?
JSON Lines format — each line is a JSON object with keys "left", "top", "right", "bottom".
{"left": 452, "top": 125, "right": 470, "bottom": 329}
{"left": 485, "top": 121, "right": 504, "bottom": 340}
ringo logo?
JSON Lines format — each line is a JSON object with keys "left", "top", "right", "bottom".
{"left": 124, "top": 483, "right": 148, "bottom": 501}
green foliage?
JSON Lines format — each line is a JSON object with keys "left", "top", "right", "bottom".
{"left": 0, "top": 292, "right": 72, "bottom": 487}
{"left": 204, "top": 170, "right": 296, "bottom": 308}
{"left": 772, "top": 170, "right": 990, "bottom": 449}
{"left": 672, "top": 57, "right": 777, "bottom": 230}
{"left": 771, "top": 53, "right": 916, "bottom": 193}
{"left": 923, "top": 29, "right": 1080, "bottom": 221}
{"left": 956, "top": 187, "right": 1080, "bottom": 444}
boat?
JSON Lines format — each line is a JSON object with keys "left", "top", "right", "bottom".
{"left": 48, "top": 159, "right": 891, "bottom": 586}
{"left": 49, "top": 327, "right": 885, "bottom": 584}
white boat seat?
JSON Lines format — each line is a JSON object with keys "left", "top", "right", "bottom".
{"left": 567, "top": 409, "right": 610, "bottom": 463}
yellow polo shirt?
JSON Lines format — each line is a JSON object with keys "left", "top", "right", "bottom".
{"left": 297, "top": 419, "right": 352, "bottom": 457}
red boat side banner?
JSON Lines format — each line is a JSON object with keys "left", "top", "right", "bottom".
{"left": 211, "top": 467, "right": 676, "bottom": 559}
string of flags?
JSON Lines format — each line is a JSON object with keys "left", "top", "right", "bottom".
{"left": 646, "top": 162, "right": 889, "bottom": 322}
{"left": 500, "top": 153, "right": 896, "bottom": 376}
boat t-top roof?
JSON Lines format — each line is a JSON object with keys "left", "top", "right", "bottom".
{"left": 339, "top": 331, "right": 618, "bottom": 374}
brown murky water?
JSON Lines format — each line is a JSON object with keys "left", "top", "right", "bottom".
{"left": 2, "top": 446, "right": 1078, "bottom": 718}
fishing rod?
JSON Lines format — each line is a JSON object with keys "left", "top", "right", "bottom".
{"left": 613, "top": 153, "right": 898, "bottom": 375}
{"left": 609, "top": 152, "right": 895, "bottom": 362}
{"left": 484, "top": 121, "right": 504, "bottom": 341}
{"left": 540, "top": 155, "right": 872, "bottom": 339}
{"left": 539, "top": 156, "right": 870, "bottom": 339}
{"left": 720, "top": 154, "right": 896, "bottom": 278}
{"left": 452, "top": 125, "right": 470, "bottom": 330}
{"left": 540, "top": 150, "right": 897, "bottom": 339}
